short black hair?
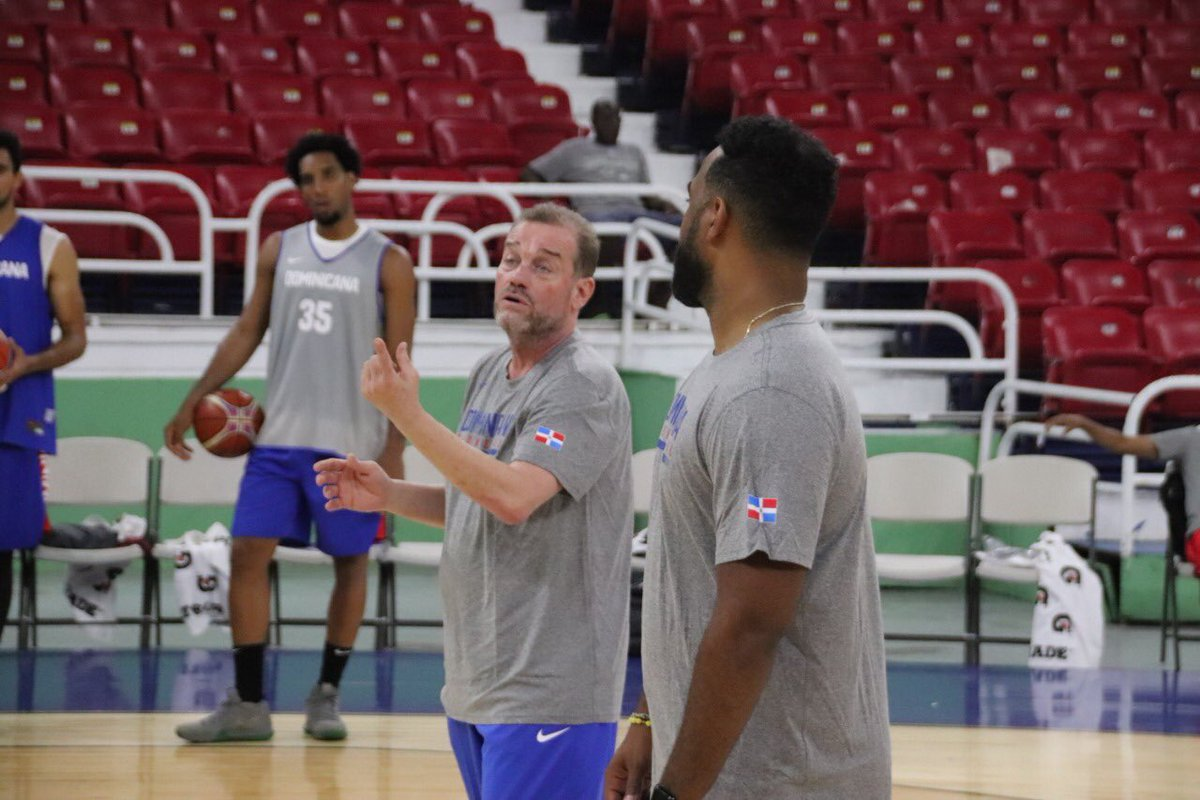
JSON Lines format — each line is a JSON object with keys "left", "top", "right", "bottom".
{"left": 284, "top": 132, "right": 361, "bottom": 185}
{"left": 707, "top": 116, "right": 838, "bottom": 257}
{"left": 0, "top": 130, "right": 22, "bottom": 172}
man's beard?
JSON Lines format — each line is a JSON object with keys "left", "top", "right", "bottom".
{"left": 494, "top": 291, "right": 560, "bottom": 340}
{"left": 671, "top": 223, "right": 711, "bottom": 309}
{"left": 314, "top": 209, "right": 343, "bottom": 227}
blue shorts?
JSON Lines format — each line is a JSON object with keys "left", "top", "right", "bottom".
{"left": 0, "top": 444, "right": 43, "bottom": 550}
{"left": 447, "top": 718, "right": 616, "bottom": 800}
{"left": 231, "top": 446, "right": 381, "bottom": 557}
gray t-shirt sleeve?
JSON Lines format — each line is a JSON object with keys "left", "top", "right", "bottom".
{"left": 528, "top": 139, "right": 576, "bottom": 181}
{"left": 1151, "top": 426, "right": 1200, "bottom": 461}
{"left": 703, "top": 387, "right": 836, "bottom": 569}
{"left": 510, "top": 372, "right": 626, "bottom": 501}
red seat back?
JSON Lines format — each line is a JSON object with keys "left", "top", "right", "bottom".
{"left": 1038, "top": 170, "right": 1130, "bottom": 218}
{"left": 1023, "top": 210, "right": 1119, "bottom": 266}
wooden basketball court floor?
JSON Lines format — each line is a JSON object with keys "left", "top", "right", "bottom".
{"left": 1, "top": 650, "right": 1198, "bottom": 799}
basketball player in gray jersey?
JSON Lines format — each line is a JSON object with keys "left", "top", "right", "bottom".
{"left": 166, "top": 133, "right": 415, "bottom": 743}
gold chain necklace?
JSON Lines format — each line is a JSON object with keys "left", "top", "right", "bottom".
{"left": 744, "top": 301, "right": 806, "bottom": 337}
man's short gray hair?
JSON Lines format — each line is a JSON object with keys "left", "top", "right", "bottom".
{"left": 517, "top": 203, "right": 600, "bottom": 278}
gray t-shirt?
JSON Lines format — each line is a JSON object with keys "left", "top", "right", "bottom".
{"left": 440, "top": 332, "right": 633, "bottom": 724}
{"left": 528, "top": 137, "right": 649, "bottom": 218}
{"left": 1153, "top": 425, "right": 1200, "bottom": 532}
{"left": 642, "top": 310, "right": 891, "bottom": 799}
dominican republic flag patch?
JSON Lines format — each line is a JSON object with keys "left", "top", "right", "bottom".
{"left": 747, "top": 495, "right": 778, "bottom": 523}
{"left": 534, "top": 426, "right": 565, "bottom": 450}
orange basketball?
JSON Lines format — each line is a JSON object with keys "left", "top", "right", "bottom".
{"left": 0, "top": 328, "right": 11, "bottom": 370}
{"left": 193, "top": 388, "right": 265, "bottom": 458}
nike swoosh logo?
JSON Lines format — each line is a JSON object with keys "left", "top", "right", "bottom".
{"left": 333, "top": 648, "right": 352, "bottom": 657}
{"left": 535, "top": 727, "right": 570, "bottom": 743}
{"left": 286, "top": 256, "right": 302, "bottom": 264}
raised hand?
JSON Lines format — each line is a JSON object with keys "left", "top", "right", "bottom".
{"left": 313, "top": 453, "right": 393, "bottom": 513}
{"left": 361, "top": 338, "right": 423, "bottom": 432}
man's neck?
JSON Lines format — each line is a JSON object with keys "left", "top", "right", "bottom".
{"left": 705, "top": 258, "right": 807, "bottom": 355}
{"left": 313, "top": 214, "right": 359, "bottom": 241}
{"left": 0, "top": 204, "right": 18, "bottom": 237}
{"left": 507, "top": 325, "right": 575, "bottom": 379}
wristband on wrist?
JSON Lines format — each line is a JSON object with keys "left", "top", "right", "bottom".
{"left": 627, "top": 712, "right": 652, "bottom": 728}
{"left": 649, "top": 784, "right": 677, "bottom": 800}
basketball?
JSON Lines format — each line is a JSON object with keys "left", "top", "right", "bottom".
{"left": 0, "top": 328, "right": 11, "bottom": 370}
{"left": 193, "top": 388, "right": 265, "bottom": 458}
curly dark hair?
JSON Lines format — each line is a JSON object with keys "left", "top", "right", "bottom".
{"left": 284, "top": 132, "right": 361, "bottom": 185}
{"left": 0, "top": 130, "right": 22, "bottom": 172}
{"left": 707, "top": 116, "right": 838, "bottom": 257}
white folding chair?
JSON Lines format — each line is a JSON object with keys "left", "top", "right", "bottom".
{"left": 18, "top": 436, "right": 155, "bottom": 648}
{"left": 629, "top": 448, "right": 658, "bottom": 574}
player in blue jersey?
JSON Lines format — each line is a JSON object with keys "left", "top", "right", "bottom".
{"left": 0, "top": 130, "right": 88, "bottom": 643}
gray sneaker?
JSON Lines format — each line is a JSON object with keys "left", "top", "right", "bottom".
{"left": 304, "top": 682, "right": 348, "bottom": 741}
{"left": 175, "top": 688, "right": 273, "bottom": 743}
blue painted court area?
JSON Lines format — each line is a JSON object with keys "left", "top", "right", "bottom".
{"left": 2, "top": 650, "right": 1199, "bottom": 735}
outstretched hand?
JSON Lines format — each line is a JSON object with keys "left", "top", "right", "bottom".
{"left": 362, "top": 338, "right": 423, "bottom": 432}
{"left": 0, "top": 336, "right": 27, "bottom": 390}
{"left": 314, "top": 453, "right": 393, "bottom": 513}
{"left": 1044, "top": 414, "right": 1091, "bottom": 434}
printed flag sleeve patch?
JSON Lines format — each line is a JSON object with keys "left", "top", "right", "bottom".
{"left": 747, "top": 494, "right": 778, "bottom": 523}
{"left": 534, "top": 425, "right": 565, "bottom": 451}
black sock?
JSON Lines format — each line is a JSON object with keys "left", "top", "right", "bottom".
{"left": 319, "top": 641, "right": 352, "bottom": 688}
{"left": 0, "top": 550, "right": 12, "bottom": 643}
{"left": 233, "top": 642, "right": 266, "bottom": 703}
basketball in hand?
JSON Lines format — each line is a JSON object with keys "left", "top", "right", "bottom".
{"left": 193, "top": 388, "right": 265, "bottom": 458}
{"left": 0, "top": 329, "right": 12, "bottom": 370}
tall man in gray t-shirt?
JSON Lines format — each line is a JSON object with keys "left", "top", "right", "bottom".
{"left": 606, "top": 117, "right": 891, "bottom": 800}
{"left": 315, "top": 204, "right": 633, "bottom": 800}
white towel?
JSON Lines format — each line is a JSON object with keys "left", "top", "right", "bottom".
{"left": 171, "top": 523, "right": 232, "bottom": 636}
{"left": 65, "top": 560, "right": 131, "bottom": 642}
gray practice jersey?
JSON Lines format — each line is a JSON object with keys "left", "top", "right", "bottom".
{"left": 256, "top": 222, "right": 391, "bottom": 458}
{"left": 441, "top": 333, "right": 633, "bottom": 724}
{"left": 1152, "top": 425, "right": 1200, "bottom": 532}
{"left": 528, "top": 137, "right": 650, "bottom": 218}
{"left": 643, "top": 310, "right": 891, "bottom": 799}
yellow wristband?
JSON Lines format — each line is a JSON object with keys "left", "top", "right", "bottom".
{"left": 628, "top": 712, "right": 651, "bottom": 728}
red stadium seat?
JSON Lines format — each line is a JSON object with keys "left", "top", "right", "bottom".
{"left": 215, "top": 33, "right": 295, "bottom": 75}
{"left": 729, "top": 53, "right": 808, "bottom": 117}
{"left": 456, "top": 44, "right": 530, "bottom": 87}
{"left": 1143, "top": 130, "right": 1200, "bottom": 170}
{"left": 761, "top": 19, "right": 836, "bottom": 58}
{"left": 406, "top": 79, "right": 491, "bottom": 122}
{"left": 764, "top": 90, "right": 847, "bottom": 128}
{"left": 721, "top": 0, "right": 792, "bottom": 23}
{"left": 252, "top": 113, "right": 336, "bottom": 165}
{"left": 795, "top": 0, "right": 864, "bottom": 24}
{"left": 927, "top": 91, "right": 1007, "bottom": 133}
{"left": 85, "top": 0, "right": 166, "bottom": 28}
{"left": 1024, "top": 210, "right": 1118, "bottom": 267}
{"left": 1172, "top": 0, "right": 1200, "bottom": 21}
{"left": 160, "top": 109, "right": 255, "bottom": 164}
{"left": 254, "top": 1, "right": 336, "bottom": 39}
{"left": 1148, "top": 260, "right": 1200, "bottom": 307}
{"left": 892, "top": 128, "right": 974, "bottom": 176}
{"left": 1178, "top": 92, "right": 1200, "bottom": 130}
{"left": 45, "top": 25, "right": 129, "bottom": 69}
{"left": 808, "top": 55, "right": 890, "bottom": 94}
{"left": 431, "top": 118, "right": 520, "bottom": 169}
{"left": 377, "top": 42, "right": 457, "bottom": 83}
{"left": 928, "top": 209, "right": 1023, "bottom": 266}
{"left": 1118, "top": 211, "right": 1200, "bottom": 267}
{"left": 863, "top": 170, "right": 944, "bottom": 266}
{"left": 1142, "top": 24, "right": 1200, "bottom": 57}
{"left": 948, "top": 171, "right": 1036, "bottom": 216}
{"left": 1141, "top": 57, "right": 1200, "bottom": 96}
{"left": 320, "top": 76, "right": 406, "bottom": 119}
{"left": 811, "top": 127, "right": 892, "bottom": 228}
{"left": 686, "top": 18, "right": 760, "bottom": 59}
{"left": 131, "top": 29, "right": 213, "bottom": 73}
{"left": 1093, "top": 0, "right": 1168, "bottom": 24}
{"left": 1009, "top": 91, "right": 1090, "bottom": 136}
{"left": 1142, "top": 305, "right": 1200, "bottom": 417}
{"left": 1041, "top": 306, "right": 1156, "bottom": 416}
{"left": 975, "top": 128, "right": 1058, "bottom": 175}
{"left": 1058, "top": 130, "right": 1142, "bottom": 176}
{"left": 866, "top": 0, "right": 937, "bottom": 26}
{"left": 123, "top": 163, "right": 217, "bottom": 261}
{"left": 847, "top": 91, "right": 927, "bottom": 131}
{"left": 140, "top": 70, "right": 229, "bottom": 112}
{"left": 1061, "top": 259, "right": 1151, "bottom": 312}
{"left": 214, "top": 164, "right": 307, "bottom": 246}
{"left": 1067, "top": 23, "right": 1142, "bottom": 57}
{"left": 1038, "top": 170, "right": 1129, "bottom": 219}
{"left": 977, "top": 258, "right": 1061, "bottom": 365}
{"left": 0, "top": 64, "right": 46, "bottom": 105}
{"left": 169, "top": 0, "right": 252, "bottom": 35}
{"left": 607, "top": 0, "right": 652, "bottom": 55}
{"left": 343, "top": 117, "right": 434, "bottom": 167}
{"left": 0, "top": 104, "right": 64, "bottom": 159}
{"left": 1132, "top": 170, "right": 1200, "bottom": 215}
{"left": 1019, "top": 0, "right": 1090, "bottom": 25}
{"left": 990, "top": 24, "right": 1063, "bottom": 57}
{"left": 1093, "top": 91, "right": 1172, "bottom": 135}
{"left": 65, "top": 106, "right": 160, "bottom": 163}
{"left": 836, "top": 22, "right": 911, "bottom": 58}
{"left": 890, "top": 56, "right": 972, "bottom": 96}
{"left": 49, "top": 66, "right": 139, "bottom": 109}
{"left": 943, "top": 0, "right": 1013, "bottom": 25}
{"left": 973, "top": 56, "right": 1056, "bottom": 97}
{"left": 420, "top": 7, "right": 497, "bottom": 47}
{"left": 337, "top": 3, "right": 418, "bottom": 42}
{"left": 231, "top": 74, "right": 318, "bottom": 116}
{"left": 683, "top": 52, "right": 742, "bottom": 116}
{"left": 1056, "top": 56, "right": 1141, "bottom": 95}
{"left": 490, "top": 83, "right": 578, "bottom": 165}
{"left": 20, "top": 158, "right": 132, "bottom": 258}
{"left": 912, "top": 23, "right": 985, "bottom": 58}
{"left": 643, "top": 0, "right": 722, "bottom": 77}
{"left": 295, "top": 36, "right": 377, "bottom": 79}
{"left": 0, "top": 24, "right": 42, "bottom": 64}
{"left": 388, "top": 165, "right": 482, "bottom": 265}
{"left": 1, "top": 0, "right": 82, "bottom": 26}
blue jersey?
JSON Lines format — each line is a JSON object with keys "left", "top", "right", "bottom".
{"left": 0, "top": 214, "right": 57, "bottom": 453}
